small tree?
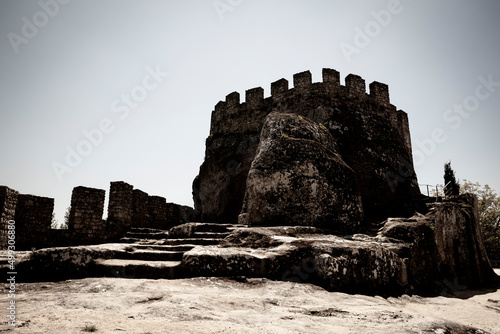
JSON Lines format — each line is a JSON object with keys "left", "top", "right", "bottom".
{"left": 444, "top": 161, "right": 460, "bottom": 196}
{"left": 51, "top": 213, "right": 59, "bottom": 229}
{"left": 64, "top": 206, "right": 71, "bottom": 226}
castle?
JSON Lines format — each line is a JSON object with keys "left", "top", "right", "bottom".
{"left": 0, "top": 69, "right": 497, "bottom": 295}
{"left": 194, "top": 68, "right": 420, "bottom": 227}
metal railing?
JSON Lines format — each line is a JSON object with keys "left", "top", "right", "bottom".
{"left": 419, "top": 184, "right": 444, "bottom": 198}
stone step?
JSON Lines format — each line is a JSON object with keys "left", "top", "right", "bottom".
{"left": 129, "top": 227, "right": 168, "bottom": 233}
{"left": 94, "top": 259, "right": 182, "bottom": 279}
{"left": 192, "top": 232, "right": 230, "bottom": 239}
{"left": 119, "top": 237, "right": 169, "bottom": 244}
{"left": 125, "top": 232, "right": 169, "bottom": 239}
{"left": 132, "top": 244, "right": 194, "bottom": 252}
{"left": 182, "top": 223, "right": 241, "bottom": 233}
{"left": 160, "top": 238, "right": 222, "bottom": 246}
{"left": 116, "top": 250, "right": 184, "bottom": 261}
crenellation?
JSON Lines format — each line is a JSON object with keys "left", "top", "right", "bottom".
{"left": 14, "top": 194, "right": 54, "bottom": 249}
{"left": 369, "top": 81, "right": 390, "bottom": 105}
{"left": 245, "top": 87, "right": 264, "bottom": 107}
{"left": 345, "top": 74, "right": 366, "bottom": 97}
{"left": 165, "top": 203, "right": 187, "bottom": 229}
{"left": 131, "top": 189, "right": 149, "bottom": 228}
{"left": 226, "top": 91, "right": 240, "bottom": 107}
{"left": 210, "top": 70, "right": 396, "bottom": 135}
{"left": 293, "top": 71, "right": 312, "bottom": 89}
{"left": 271, "top": 78, "right": 289, "bottom": 95}
{"left": 0, "top": 182, "right": 193, "bottom": 249}
{"left": 107, "top": 181, "right": 134, "bottom": 239}
{"left": 322, "top": 68, "right": 340, "bottom": 87}
{"left": 148, "top": 195, "right": 167, "bottom": 229}
{"left": 215, "top": 100, "right": 226, "bottom": 112}
{"left": 68, "top": 186, "right": 106, "bottom": 241}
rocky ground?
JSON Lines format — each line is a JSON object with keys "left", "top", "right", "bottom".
{"left": 1, "top": 269, "right": 499, "bottom": 334}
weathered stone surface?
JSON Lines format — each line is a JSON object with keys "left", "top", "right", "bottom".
{"left": 239, "top": 112, "right": 363, "bottom": 233}
{"left": 378, "top": 215, "right": 440, "bottom": 291}
{"left": 195, "top": 69, "right": 420, "bottom": 224}
{"left": 182, "top": 227, "right": 406, "bottom": 295}
{"left": 131, "top": 189, "right": 149, "bottom": 228}
{"left": 431, "top": 194, "right": 497, "bottom": 287}
{"left": 168, "top": 222, "right": 234, "bottom": 239}
{"left": 107, "top": 181, "right": 134, "bottom": 240}
{"left": 6, "top": 212, "right": 499, "bottom": 295}
{"left": 14, "top": 194, "right": 54, "bottom": 249}
{"left": 165, "top": 203, "right": 187, "bottom": 229}
{"left": 69, "top": 186, "right": 107, "bottom": 244}
{"left": 148, "top": 195, "right": 167, "bottom": 229}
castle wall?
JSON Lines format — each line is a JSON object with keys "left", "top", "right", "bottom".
{"left": 68, "top": 186, "right": 106, "bottom": 244}
{"left": 14, "top": 194, "right": 54, "bottom": 249}
{"left": 107, "top": 181, "right": 133, "bottom": 239}
{"left": 165, "top": 203, "right": 187, "bottom": 229}
{"left": 148, "top": 195, "right": 167, "bottom": 229}
{"left": 0, "top": 181, "right": 193, "bottom": 249}
{"left": 195, "top": 68, "right": 419, "bottom": 224}
{"left": 131, "top": 189, "right": 149, "bottom": 228}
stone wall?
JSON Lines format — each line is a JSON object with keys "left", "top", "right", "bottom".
{"left": 0, "top": 186, "right": 19, "bottom": 248}
{"left": 68, "top": 186, "right": 106, "bottom": 244}
{"left": 131, "top": 189, "right": 149, "bottom": 228}
{"left": 107, "top": 181, "right": 133, "bottom": 239}
{"left": 195, "top": 68, "right": 420, "bottom": 225}
{"left": 166, "top": 203, "right": 187, "bottom": 229}
{"left": 14, "top": 194, "right": 54, "bottom": 249}
{"left": 148, "top": 196, "right": 167, "bottom": 229}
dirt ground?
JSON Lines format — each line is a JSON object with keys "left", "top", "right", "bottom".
{"left": 1, "top": 270, "right": 499, "bottom": 334}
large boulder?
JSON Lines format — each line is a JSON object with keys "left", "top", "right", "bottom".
{"left": 239, "top": 112, "right": 363, "bottom": 233}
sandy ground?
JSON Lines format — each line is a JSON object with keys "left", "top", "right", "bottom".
{"left": 1, "top": 270, "right": 499, "bottom": 334}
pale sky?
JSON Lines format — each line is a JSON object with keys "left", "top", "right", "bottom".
{"left": 1, "top": 0, "right": 499, "bottom": 223}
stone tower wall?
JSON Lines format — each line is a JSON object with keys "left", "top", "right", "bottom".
{"left": 195, "top": 68, "right": 419, "bottom": 224}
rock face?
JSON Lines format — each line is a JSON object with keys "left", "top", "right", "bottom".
{"left": 239, "top": 112, "right": 363, "bottom": 233}
{"left": 194, "top": 69, "right": 420, "bottom": 225}
{"left": 183, "top": 195, "right": 499, "bottom": 295}
{"left": 432, "top": 194, "right": 496, "bottom": 287}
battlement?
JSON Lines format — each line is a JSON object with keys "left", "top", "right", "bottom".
{"left": 213, "top": 68, "right": 392, "bottom": 113}
{"left": 0, "top": 182, "right": 193, "bottom": 250}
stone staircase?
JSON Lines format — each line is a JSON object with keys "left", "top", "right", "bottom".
{"left": 94, "top": 223, "right": 242, "bottom": 279}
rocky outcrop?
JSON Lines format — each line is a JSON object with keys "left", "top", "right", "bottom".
{"left": 239, "top": 112, "right": 363, "bottom": 233}
{"left": 431, "top": 194, "right": 497, "bottom": 287}
{"left": 182, "top": 226, "right": 409, "bottom": 295}
{"left": 194, "top": 69, "right": 420, "bottom": 225}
